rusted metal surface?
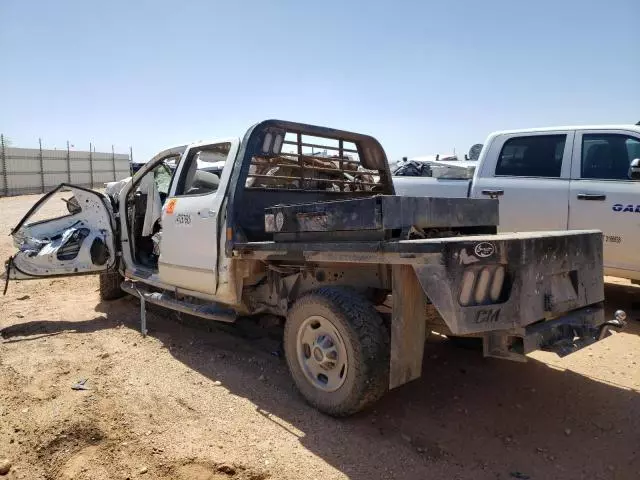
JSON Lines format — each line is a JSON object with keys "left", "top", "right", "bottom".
{"left": 413, "top": 230, "right": 604, "bottom": 335}
{"left": 244, "top": 142, "right": 379, "bottom": 192}
{"left": 389, "top": 264, "right": 427, "bottom": 389}
{"left": 282, "top": 139, "right": 359, "bottom": 155}
{"left": 225, "top": 119, "right": 395, "bottom": 254}
{"left": 242, "top": 264, "right": 387, "bottom": 317}
{"left": 264, "top": 196, "right": 498, "bottom": 239}
{"left": 121, "top": 281, "right": 237, "bottom": 323}
{"left": 247, "top": 173, "right": 379, "bottom": 188}
{"left": 380, "top": 196, "right": 497, "bottom": 230}
{"left": 236, "top": 229, "right": 604, "bottom": 336}
{"left": 296, "top": 212, "right": 329, "bottom": 232}
{"left": 235, "top": 230, "right": 600, "bottom": 259}
{"left": 482, "top": 304, "right": 623, "bottom": 362}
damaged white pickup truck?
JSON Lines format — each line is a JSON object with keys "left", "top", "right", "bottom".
{"left": 3, "top": 120, "right": 626, "bottom": 416}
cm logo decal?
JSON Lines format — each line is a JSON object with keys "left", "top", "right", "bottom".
{"left": 612, "top": 204, "right": 640, "bottom": 213}
{"left": 474, "top": 308, "right": 500, "bottom": 324}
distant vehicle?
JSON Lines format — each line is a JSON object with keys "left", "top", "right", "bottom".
{"left": 394, "top": 124, "right": 640, "bottom": 282}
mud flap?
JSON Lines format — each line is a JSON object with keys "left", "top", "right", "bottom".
{"left": 389, "top": 265, "right": 428, "bottom": 389}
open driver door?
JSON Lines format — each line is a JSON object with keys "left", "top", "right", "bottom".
{"left": 3, "top": 184, "right": 117, "bottom": 284}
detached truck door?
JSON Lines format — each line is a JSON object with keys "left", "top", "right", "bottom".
{"left": 568, "top": 129, "right": 640, "bottom": 280}
{"left": 471, "top": 131, "right": 573, "bottom": 232}
{"left": 158, "top": 140, "right": 239, "bottom": 295}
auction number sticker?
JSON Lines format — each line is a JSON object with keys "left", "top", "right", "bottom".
{"left": 175, "top": 213, "right": 192, "bottom": 227}
{"left": 165, "top": 198, "right": 177, "bottom": 215}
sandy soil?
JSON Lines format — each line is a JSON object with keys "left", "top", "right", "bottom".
{"left": 0, "top": 192, "right": 639, "bottom": 480}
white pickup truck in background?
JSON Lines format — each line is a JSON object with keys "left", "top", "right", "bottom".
{"left": 394, "top": 125, "right": 640, "bottom": 281}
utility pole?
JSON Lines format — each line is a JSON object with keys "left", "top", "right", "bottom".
{"left": 89, "top": 142, "right": 94, "bottom": 189}
{"left": 66, "top": 141, "right": 71, "bottom": 183}
{"left": 0, "top": 134, "right": 7, "bottom": 196}
{"left": 38, "top": 138, "right": 45, "bottom": 193}
{"left": 111, "top": 145, "right": 116, "bottom": 181}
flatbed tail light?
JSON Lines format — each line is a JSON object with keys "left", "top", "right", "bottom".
{"left": 474, "top": 268, "right": 491, "bottom": 304}
{"left": 459, "top": 270, "right": 476, "bottom": 306}
{"left": 459, "top": 265, "right": 506, "bottom": 306}
{"left": 490, "top": 266, "right": 505, "bottom": 302}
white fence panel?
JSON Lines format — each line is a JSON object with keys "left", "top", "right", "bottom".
{"left": 1, "top": 141, "right": 132, "bottom": 196}
{"left": 43, "top": 173, "right": 70, "bottom": 188}
{"left": 70, "top": 172, "right": 92, "bottom": 186}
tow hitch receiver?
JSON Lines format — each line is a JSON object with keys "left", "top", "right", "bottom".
{"left": 483, "top": 306, "right": 627, "bottom": 361}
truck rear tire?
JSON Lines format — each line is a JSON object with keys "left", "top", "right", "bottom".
{"left": 99, "top": 270, "right": 125, "bottom": 301}
{"left": 284, "top": 287, "right": 390, "bottom": 417}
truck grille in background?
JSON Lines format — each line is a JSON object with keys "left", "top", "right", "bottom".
{"left": 459, "top": 265, "right": 507, "bottom": 306}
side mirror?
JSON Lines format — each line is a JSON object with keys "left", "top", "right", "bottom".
{"left": 629, "top": 158, "right": 640, "bottom": 180}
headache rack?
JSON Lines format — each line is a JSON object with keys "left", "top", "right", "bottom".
{"left": 245, "top": 130, "right": 383, "bottom": 193}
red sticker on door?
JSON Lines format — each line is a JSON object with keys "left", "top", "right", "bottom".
{"left": 165, "top": 198, "right": 177, "bottom": 215}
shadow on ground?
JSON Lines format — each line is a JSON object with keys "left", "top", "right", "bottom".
{"left": 2, "top": 284, "right": 639, "bottom": 479}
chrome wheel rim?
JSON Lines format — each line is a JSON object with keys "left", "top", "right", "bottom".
{"left": 296, "top": 315, "right": 348, "bottom": 392}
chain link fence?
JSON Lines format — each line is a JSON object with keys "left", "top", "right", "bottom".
{"left": 0, "top": 134, "right": 132, "bottom": 196}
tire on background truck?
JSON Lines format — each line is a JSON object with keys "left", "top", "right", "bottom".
{"left": 99, "top": 270, "right": 125, "bottom": 301}
{"left": 284, "top": 286, "right": 390, "bottom": 417}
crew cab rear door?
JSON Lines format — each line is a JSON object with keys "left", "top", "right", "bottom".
{"left": 157, "top": 139, "right": 239, "bottom": 295}
{"left": 4, "top": 184, "right": 117, "bottom": 280}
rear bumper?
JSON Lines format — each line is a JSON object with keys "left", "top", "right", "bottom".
{"left": 482, "top": 305, "right": 626, "bottom": 361}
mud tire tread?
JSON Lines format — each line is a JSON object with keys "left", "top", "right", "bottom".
{"left": 99, "top": 270, "right": 125, "bottom": 301}
{"left": 284, "top": 286, "right": 390, "bottom": 417}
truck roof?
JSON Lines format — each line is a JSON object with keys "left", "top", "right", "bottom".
{"left": 491, "top": 124, "right": 640, "bottom": 136}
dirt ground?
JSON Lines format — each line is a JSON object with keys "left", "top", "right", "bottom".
{"left": 0, "top": 192, "right": 639, "bottom": 480}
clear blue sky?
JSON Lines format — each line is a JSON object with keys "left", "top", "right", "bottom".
{"left": 1, "top": 0, "right": 638, "bottom": 161}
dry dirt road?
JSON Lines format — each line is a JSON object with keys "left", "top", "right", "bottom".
{"left": 0, "top": 192, "right": 639, "bottom": 480}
